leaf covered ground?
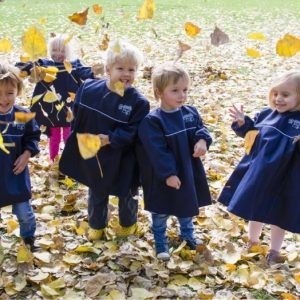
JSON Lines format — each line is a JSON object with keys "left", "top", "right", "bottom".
{"left": 0, "top": 0, "right": 299, "bottom": 299}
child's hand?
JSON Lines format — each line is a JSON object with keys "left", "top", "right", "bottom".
{"left": 293, "top": 135, "right": 300, "bottom": 144}
{"left": 99, "top": 134, "right": 110, "bottom": 146}
{"left": 193, "top": 139, "right": 207, "bottom": 157}
{"left": 166, "top": 175, "right": 181, "bottom": 190}
{"left": 229, "top": 104, "right": 245, "bottom": 127}
{"left": 13, "top": 150, "right": 31, "bottom": 175}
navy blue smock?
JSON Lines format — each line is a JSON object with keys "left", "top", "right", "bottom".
{"left": 59, "top": 79, "right": 149, "bottom": 197}
{"left": 0, "top": 106, "right": 40, "bottom": 207}
{"left": 137, "top": 106, "right": 212, "bottom": 218}
{"left": 16, "top": 59, "right": 94, "bottom": 134}
{"left": 219, "top": 108, "right": 300, "bottom": 233}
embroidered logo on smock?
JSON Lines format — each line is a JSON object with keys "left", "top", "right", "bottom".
{"left": 118, "top": 104, "right": 132, "bottom": 116}
{"left": 183, "top": 113, "right": 194, "bottom": 123}
{"left": 288, "top": 118, "right": 300, "bottom": 130}
{"left": 12, "top": 123, "right": 25, "bottom": 130}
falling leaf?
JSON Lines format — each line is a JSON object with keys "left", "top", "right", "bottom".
{"left": 20, "top": 53, "right": 30, "bottom": 62}
{"left": 210, "top": 26, "right": 229, "bottom": 46}
{"left": 31, "top": 94, "right": 44, "bottom": 106}
{"left": 64, "top": 60, "right": 73, "bottom": 73}
{"left": 14, "top": 112, "right": 36, "bottom": 123}
{"left": 244, "top": 130, "right": 259, "bottom": 154}
{"left": 64, "top": 35, "right": 73, "bottom": 45}
{"left": 276, "top": 34, "right": 300, "bottom": 57}
{"left": 112, "top": 40, "right": 121, "bottom": 54}
{"left": 38, "top": 17, "right": 47, "bottom": 25}
{"left": 17, "top": 245, "right": 34, "bottom": 263}
{"left": 184, "top": 22, "right": 201, "bottom": 37}
{"left": 93, "top": 4, "right": 103, "bottom": 14}
{"left": 22, "top": 26, "right": 47, "bottom": 61}
{"left": 0, "top": 38, "right": 13, "bottom": 52}
{"left": 29, "top": 66, "right": 46, "bottom": 83}
{"left": 247, "top": 32, "right": 266, "bottom": 40}
{"left": 99, "top": 33, "right": 110, "bottom": 51}
{"left": 68, "top": 8, "right": 89, "bottom": 26}
{"left": 137, "top": 0, "right": 155, "bottom": 20}
{"left": 68, "top": 92, "right": 76, "bottom": 102}
{"left": 113, "top": 81, "right": 125, "bottom": 97}
{"left": 66, "top": 107, "right": 74, "bottom": 122}
{"left": 175, "top": 40, "right": 191, "bottom": 62}
{"left": 246, "top": 48, "right": 262, "bottom": 58}
{"left": 0, "top": 132, "right": 10, "bottom": 154}
{"left": 43, "top": 73, "right": 56, "bottom": 82}
{"left": 76, "top": 133, "right": 101, "bottom": 159}
{"left": 43, "top": 91, "right": 58, "bottom": 103}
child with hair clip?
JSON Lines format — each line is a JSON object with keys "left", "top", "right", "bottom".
{"left": 17, "top": 34, "right": 95, "bottom": 161}
{"left": 137, "top": 63, "right": 212, "bottom": 261}
{"left": 59, "top": 40, "right": 149, "bottom": 240}
{"left": 219, "top": 71, "right": 300, "bottom": 264}
{"left": 0, "top": 63, "right": 40, "bottom": 251}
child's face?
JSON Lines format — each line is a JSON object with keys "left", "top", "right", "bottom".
{"left": 271, "top": 80, "right": 300, "bottom": 113}
{"left": 106, "top": 60, "right": 137, "bottom": 89}
{"left": 157, "top": 77, "right": 189, "bottom": 111}
{"left": 51, "top": 46, "right": 66, "bottom": 63}
{"left": 0, "top": 82, "right": 18, "bottom": 114}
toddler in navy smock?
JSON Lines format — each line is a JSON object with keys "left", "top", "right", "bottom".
{"left": 0, "top": 63, "right": 40, "bottom": 251}
{"left": 138, "top": 64, "right": 212, "bottom": 261}
{"left": 219, "top": 72, "right": 300, "bottom": 264}
{"left": 59, "top": 40, "right": 149, "bottom": 240}
{"left": 17, "top": 34, "right": 94, "bottom": 161}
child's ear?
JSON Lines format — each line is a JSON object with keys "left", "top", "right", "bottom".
{"left": 154, "top": 88, "right": 161, "bottom": 99}
{"left": 105, "top": 65, "right": 110, "bottom": 75}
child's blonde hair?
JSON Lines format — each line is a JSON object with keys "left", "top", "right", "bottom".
{"left": 0, "top": 63, "right": 24, "bottom": 95}
{"left": 152, "top": 63, "right": 190, "bottom": 99}
{"left": 269, "top": 71, "right": 300, "bottom": 110}
{"left": 105, "top": 40, "right": 143, "bottom": 68}
{"left": 48, "top": 34, "right": 78, "bottom": 61}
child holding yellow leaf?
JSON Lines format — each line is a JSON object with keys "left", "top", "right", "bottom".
{"left": 137, "top": 64, "right": 212, "bottom": 260}
{"left": 219, "top": 72, "right": 300, "bottom": 264}
{"left": 0, "top": 63, "right": 40, "bottom": 251}
{"left": 59, "top": 40, "right": 149, "bottom": 240}
{"left": 16, "top": 34, "right": 95, "bottom": 161}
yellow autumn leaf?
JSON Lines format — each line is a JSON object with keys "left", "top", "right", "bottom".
{"left": 64, "top": 60, "right": 73, "bottom": 73}
{"left": 247, "top": 32, "right": 266, "bottom": 40}
{"left": 63, "top": 35, "right": 73, "bottom": 46}
{"left": 113, "top": 81, "right": 125, "bottom": 97}
{"left": 276, "top": 34, "right": 300, "bottom": 57}
{"left": 41, "top": 285, "right": 60, "bottom": 297}
{"left": 63, "top": 253, "right": 82, "bottom": 265}
{"left": 7, "top": 219, "right": 19, "bottom": 233}
{"left": 184, "top": 22, "right": 201, "bottom": 37}
{"left": 75, "top": 221, "right": 89, "bottom": 235}
{"left": 31, "top": 94, "right": 44, "bottom": 105}
{"left": 44, "top": 73, "right": 57, "bottom": 83}
{"left": 59, "top": 176, "right": 76, "bottom": 188}
{"left": 75, "top": 245, "right": 100, "bottom": 254}
{"left": 68, "top": 8, "right": 89, "bottom": 26}
{"left": 38, "top": 18, "right": 47, "bottom": 25}
{"left": 17, "top": 245, "right": 34, "bottom": 263}
{"left": 22, "top": 26, "right": 47, "bottom": 61}
{"left": 45, "top": 66, "right": 59, "bottom": 75}
{"left": 76, "top": 133, "right": 101, "bottom": 159}
{"left": 131, "top": 288, "right": 155, "bottom": 300}
{"left": 0, "top": 132, "right": 10, "bottom": 154}
{"left": 48, "top": 278, "right": 65, "bottom": 289}
{"left": 20, "top": 53, "right": 30, "bottom": 63}
{"left": 281, "top": 293, "right": 299, "bottom": 300}
{"left": 137, "top": 0, "right": 155, "bottom": 20}
{"left": 68, "top": 92, "right": 76, "bottom": 101}
{"left": 55, "top": 102, "right": 64, "bottom": 112}
{"left": 0, "top": 38, "right": 13, "bottom": 53}
{"left": 93, "top": 4, "right": 103, "bottom": 15}
{"left": 99, "top": 33, "right": 110, "bottom": 51}
{"left": 246, "top": 48, "right": 262, "bottom": 58}
{"left": 14, "top": 112, "right": 36, "bottom": 123}
{"left": 43, "top": 91, "right": 58, "bottom": 103}
{"left": 244, "top": 130, "right": 259, "bottom": 154}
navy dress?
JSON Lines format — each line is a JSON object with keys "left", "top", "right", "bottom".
{"left": 0, "top": 106, "right": 40, "bottom": 207}
{"left": 219, "top": 108, "right": 300, "bottom": 233}
{"left": 137, "top": 106, "right": 212, "bottom": 218}
{"left": 59, "top": 79, "right": 150, "bottom": 197}
{"left": 16, "top": 59, "right": 94, "bottom": 135}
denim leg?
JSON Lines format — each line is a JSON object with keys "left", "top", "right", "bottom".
{"left": 151, "top": 213, "right": 169, "bottom": 254}
{"left": 178, "top": 217, "right": 194, "bottom": 241}
{"left": 12, "top": 201, "right": 36, "bottom": 238}
{"left": 88, "top": 189, "right": 108, "bottom": 229}
{"left": 118, "top": 192, "right": 138, "bottom": 227}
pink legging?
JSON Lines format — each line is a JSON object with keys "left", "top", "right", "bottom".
{"left": 49, "top": 127, "right": 71, "bottom": 161}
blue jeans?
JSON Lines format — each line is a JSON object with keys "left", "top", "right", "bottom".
{"left": 88, "top": 189, "right": 138, "bottom": 229}
{"left": 12, "top": 201, "right": 36, "bottom": 238}
{"left": 151, "top": 213, "right": 195, "bottom": 254}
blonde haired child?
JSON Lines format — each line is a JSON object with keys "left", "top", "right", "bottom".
{"left": 59, "top": 40, "right": 149, "bottom": 240}
{"left": 219, "top": 71, "right": 300, "bottom": 263}
{"left": 138, "top": 63, "right": 212, "bottom": 260}
{"left": 17, "top": 34, "right": 94, "bottom": 161}
{"left": 0, "top": 63, "right": 40, "bottom": 251}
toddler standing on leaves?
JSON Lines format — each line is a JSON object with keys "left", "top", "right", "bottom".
{"left": 0, "top": 63, "right": 40, "bottom": 252}
{"left": 219, "top": 72, "right": 300, "bottom": 264}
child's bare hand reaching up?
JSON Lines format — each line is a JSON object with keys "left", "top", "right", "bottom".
{"left": 166, "top": 175, "right": 181, "bottom": 190}
{"left": 193, "top": 139, "right": 207, "bottom": 157}
{"left": 229, "top": 104, "right": 245, "bottom": 127}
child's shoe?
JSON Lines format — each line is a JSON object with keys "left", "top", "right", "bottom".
{"left": 23, "top": 237, "right": 40, "bottom": 252}
{"left": 87, "top": 228, "right": 105, "bottom": 241}
{"left": 184, "top": 237, "right": 202, "bottom": 250}
{"left": 266, "top": 250, "right": 285, "bottom": 264}
{"left": 116, "top": 223, "right": 138, "bottom": 237}
{"left": 157, "top": 251, "right": 170, "bottom": 261}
